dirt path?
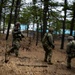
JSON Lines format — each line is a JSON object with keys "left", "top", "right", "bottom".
{"left": 0, "top": 36, "right": 75, "bottom": 75}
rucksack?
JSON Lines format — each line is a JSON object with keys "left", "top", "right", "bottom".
{"left": 42, "top": 33, "right": 55, "bottom": 49}
{"left": 70, "top": 41, "right": 75, "bottom": 53}
{"left": 67, "top": 41, "right": 75, "bottom": 57}
{"left": 42, "top": 33, "right": 49, "bottom": 45}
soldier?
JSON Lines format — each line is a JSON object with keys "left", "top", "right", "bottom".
{"left": 42, "top": 27, "right": 55, "bottom": 65}
{"left": 66, "top": 36, "right": 75, "bottom": 69}
{"left": 7, "top": 22, "right": 24, "bottom": 57}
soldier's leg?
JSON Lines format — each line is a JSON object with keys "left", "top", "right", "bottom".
{"left": 10, "top": 47, "right": 15, "bottom": 53}
{"left": 14, "top": 47, "right": 19, "bottom": 57}
{"left": 7, "top": 46, "right": 15, "bottom": 55}
{"left": 67, "top": 57, "right": 71, "bottom": 69}
{"left": 15, "top": 49, "right": 18, "bottom": 57}
{"left": 48, "top": 49, "right": 53, "bottom": 64}
{"left": 44, "top": 51, "right": 48, "bottom": 62}
{"left": 43, "top": 46, "right": 48, "bottom": 62}
{"left": 14, "top": 42, "right": 20, "bottom": 57}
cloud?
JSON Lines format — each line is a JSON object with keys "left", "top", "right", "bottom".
{"left": 26, "top": 0, "right": 32, "bottom": 3}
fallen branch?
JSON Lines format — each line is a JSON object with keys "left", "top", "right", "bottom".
{"left": 17, "top": 64, "right": 48, "bottom": 67}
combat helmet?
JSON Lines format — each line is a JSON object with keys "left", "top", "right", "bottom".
{"left": 49, "top": 27, "right": 54, "bottom": 32}
{"left": 15, "top": 22, "right": 21, "bottom": 27}
{"left": 14, "top": 22, "right": 21, "bottom": 30}
{"left": 67, "top": 36, "right": 74, "bottom": 40}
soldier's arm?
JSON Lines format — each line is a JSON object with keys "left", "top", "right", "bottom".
{"left": 18, "top": 31, "right": 24, "bottom": 40}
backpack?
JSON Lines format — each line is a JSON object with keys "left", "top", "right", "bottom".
{"left": 70, "top": 41, "right": 75, "bottom": 53}
{"left": 67, "top": 41, "right": 75, "bottom": 57}
{"left": 42, "top": 33, "right": 49, "bottom": 45}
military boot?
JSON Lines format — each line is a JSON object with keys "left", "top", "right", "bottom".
{"left": 67, "top": 59, "right": 71, "bottom": 69}
{"left": 15, "top": 49, "right": 18, "bottom": 57}
{"left": 16, "top": 54, "right": 18, "bottom": 57}
{"left": 67, "top": 66, "right": 71, "bottom": 69}
{"left": 48, "top": 60, "right": 53, "bottom": 65}
{"left": 44, "top": 59, "right": 47, "bottom": 62}
{"left": 67, "top": 63, "right": 71, "bottom": 69}
{"left": 5, "top": 53, "right": 9, "bottom": 63}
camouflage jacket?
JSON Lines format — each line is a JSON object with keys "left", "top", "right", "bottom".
{"left": 12, "top": 27, "right": 24, "bottom": 41}
{"left": 42, "top": 32, "right": 54, "bottom": 48}
{"left": 66, "top": 40, "right": 75, "bottom": 57}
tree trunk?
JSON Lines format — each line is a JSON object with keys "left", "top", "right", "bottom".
{"left": 36, "top": 22, "right": 39, "bottom": 46}
{"left": 27, "top": 24, "right": 29, "bottom": 37}
{"left": 0, "top": 0, "right": 3, "bottom": 33}
{"left": 43, "top": 0, "right": 49, "bottom": 37}
{"left": 33, "top": 21, "right": 35, "bottom": 39}
{"left": 3, "top": 10, "right": 5, "bottom": 34}
{"left": 14, "top": 0, "right": 21, "bottom": 24}
{"left": 6, "top": 0, "right": 15, "bottom": 40}
{"left": 60, "top": 0, "right": 67, "bottom": 49}
{"left": 70, "top": 2, "right": 75, "bottom": 36}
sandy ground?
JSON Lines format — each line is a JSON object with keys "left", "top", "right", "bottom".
{"left": 0, "top": 34, "right": 75, "bottom": 75}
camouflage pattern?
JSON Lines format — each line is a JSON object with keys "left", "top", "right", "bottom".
{"left": 7, "top": 23, "right": 24, "bottom": 57}
{"left": 42, "top": 32, "right": 54, "bottom": 64}
{"left": 66, "top": 37, "right": 75, "bottom": 69}
{"left": 15, "top": 22, "right": 21, "bottom": 25}
{"left": 49, "top": 27, "right": 54, "bottom": 32}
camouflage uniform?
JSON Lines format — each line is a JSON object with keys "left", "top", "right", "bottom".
{"left": 66, "top": 36, "right": 75, "bottom": 69}
{"left": 7, "top": 22, "right": 24, "bottom": 57}
{"left": 42, "top": 28, "right": 54, "bottom": 64}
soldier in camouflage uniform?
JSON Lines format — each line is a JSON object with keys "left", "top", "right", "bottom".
{"left": 66, "top": 36, "right": 75, "bottom": 69}
{"left": 42, "top": 27, "right": 55, "bottom": 65}
{"left": 7, "top": 22, "right": 24, "bottom": 57}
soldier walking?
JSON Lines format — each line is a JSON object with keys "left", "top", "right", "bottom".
{"left": 7, "top": 22, "right": 24, "bottom": 57}
{"left": 66, "top": 36, "right": 75, "bottom": 69}
{"left": 42, "top": 27, "right": 55, "bottom": 65}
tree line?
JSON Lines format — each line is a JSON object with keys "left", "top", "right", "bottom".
{"left": 0, "top": 0, "right": 75, "bottom": 49}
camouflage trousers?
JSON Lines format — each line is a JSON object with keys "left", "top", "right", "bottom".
{"left": 43, "top": 45, "right": 52, "bottom": 62}
{"left": 7, "top": 40, "right": 20, "bottom": 57}
{"left": 67, "top": 57, "right": 73, "bottom": 69}
{"left": 67, "top": 53, "right": 75, "bottom": 68}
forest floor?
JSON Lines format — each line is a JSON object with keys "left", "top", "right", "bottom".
{"left": 0, "top": 34, "right": 75, "bottom": 75}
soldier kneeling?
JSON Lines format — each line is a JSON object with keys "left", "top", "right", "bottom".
{"left": 66, "top": 36, "right": 75, "bottom": 69}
